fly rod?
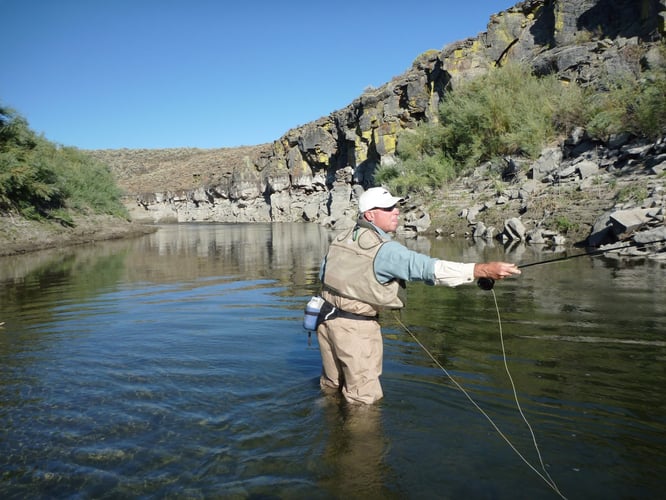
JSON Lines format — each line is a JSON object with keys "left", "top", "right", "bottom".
{"left": 477, "top": 237, "right": 666, "bottom": 291}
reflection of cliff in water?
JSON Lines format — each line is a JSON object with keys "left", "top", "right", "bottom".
{"left": 1, "top": 223, "right": 334, "bottom": 286}
{"left": 122, "top": 223, "right": 333, "bottom": 287}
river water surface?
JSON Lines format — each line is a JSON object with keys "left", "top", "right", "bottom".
{"left": 1, "top": 223, "right": 665, "bottom": 499}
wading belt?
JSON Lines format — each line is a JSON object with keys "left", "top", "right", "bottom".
{"left": 318, "top": 299, "right": 378, "bottom": 328}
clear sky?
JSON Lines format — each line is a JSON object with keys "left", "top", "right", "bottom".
{"left": 2, "top": 1, "right": 516, "bottom": 150}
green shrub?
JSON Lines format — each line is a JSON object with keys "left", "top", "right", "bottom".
{"left": 0, "top": 108, "right": 67, "bottom": 218}
{"left": 438, "top": 62, "right": 578, "bottom": 165}
{"left": 0, "top": 106, "right": 127, "bottom": 220}
{"left": 376, "top": 123, "right": 458, "bottom": 195}
{"left": 587, "top": 68, "right": 666, "bottom": 140}
{"left": 52, "top": 146, "right": 128, "bottom": 217}
{"left": 551, "top": 81, "right": 589, "bottom": 132}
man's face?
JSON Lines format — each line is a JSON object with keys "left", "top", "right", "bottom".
{"left": 364, "top": 205, "right": 399, "bottom": 232}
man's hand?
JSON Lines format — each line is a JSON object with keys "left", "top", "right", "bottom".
{"left": 474, "top": 262, "right": 521, "bottom": 281}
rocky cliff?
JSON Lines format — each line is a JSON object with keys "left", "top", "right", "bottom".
{"left": 94, "top": 0, "right": 666, "bottom": 248}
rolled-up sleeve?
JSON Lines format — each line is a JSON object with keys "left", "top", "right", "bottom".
{"left": 432, "top": 260, "right": 475, "bottom": 287}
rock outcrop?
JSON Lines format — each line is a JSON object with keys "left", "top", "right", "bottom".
{"left": 98, "top": 0, "right": 665, "bottom": 254}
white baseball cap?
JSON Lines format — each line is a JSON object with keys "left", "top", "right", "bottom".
{"left": 358, "top": 187, "right": 404, "bottom": 213}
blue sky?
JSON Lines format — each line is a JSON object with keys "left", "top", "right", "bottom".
{"left": 2, "top": 1, "right": 516, "bottom": 150}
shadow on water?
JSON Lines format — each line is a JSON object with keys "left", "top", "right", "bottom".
{"left": 1, "top": 223, "right": 665, "bottom": 499}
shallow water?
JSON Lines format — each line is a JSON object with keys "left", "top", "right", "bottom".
{"left": 1, "top": 223, "right": 665, "bottom": 499}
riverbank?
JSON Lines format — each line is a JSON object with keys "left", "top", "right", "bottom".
{"left": 0, "top": 214, "right": 157, "bottom": 257}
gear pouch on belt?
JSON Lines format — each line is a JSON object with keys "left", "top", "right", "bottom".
{"left": 303, "top": 296, "right": 324, "bottom": 331}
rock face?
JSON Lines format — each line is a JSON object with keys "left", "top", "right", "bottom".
{"left": 104, "top": 0, "right": 665, "bottom": 244}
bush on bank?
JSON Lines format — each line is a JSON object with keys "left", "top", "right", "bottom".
{"left": 0, "top": 106, "right": 128, "bottom": 224}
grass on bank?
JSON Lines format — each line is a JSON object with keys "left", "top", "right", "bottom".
{"left": 377, "top": 50, "right": 666, "bottom": 196}
{"left": 0, "top": 106, "right": 128, "bottom": 224}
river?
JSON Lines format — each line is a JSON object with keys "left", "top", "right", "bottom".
{"left": 1, "top": 223, "right": 665, "bottom": 499}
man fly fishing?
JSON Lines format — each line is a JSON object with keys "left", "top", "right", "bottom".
{"left": 313, "top": 187, "right": 521, "bottom": 404}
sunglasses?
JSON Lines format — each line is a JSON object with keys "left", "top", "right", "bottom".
{"left": 376, "top": 205, "right": 397, "bottom": 212}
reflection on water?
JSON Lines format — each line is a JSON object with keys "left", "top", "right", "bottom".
{"left": 1, "top": 223, "right": 665, "bottom": 499}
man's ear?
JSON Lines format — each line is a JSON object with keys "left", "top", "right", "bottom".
{"left": 363, "top": 211, "right": 374, "bottom": 223}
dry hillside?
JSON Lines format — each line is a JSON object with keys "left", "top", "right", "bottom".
{"left": 88, "top": 145, "right": 269, "bottom": 195}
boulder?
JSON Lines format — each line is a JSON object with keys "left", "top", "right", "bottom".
{"left": 531, "top": 147, "right": 563, "bottom": 182}
{"left": 576, "top": 160, "right": 600, "bottom": 179}
{"left": 503, "top": 217, "right": 527, "bottom": 241}
{"left": 633, "top": 226, "right": 666, "bottom": 245}
{"left": 610, "top": 208, "right": 654, "bottom": 238}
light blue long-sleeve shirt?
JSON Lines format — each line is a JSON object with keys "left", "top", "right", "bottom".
{"left": 371, "top": 226, "right": 439, "bottom": 285}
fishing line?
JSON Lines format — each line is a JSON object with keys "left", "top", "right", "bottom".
{"left": 394, "top": 291, "right": 566, "bottom": 499}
